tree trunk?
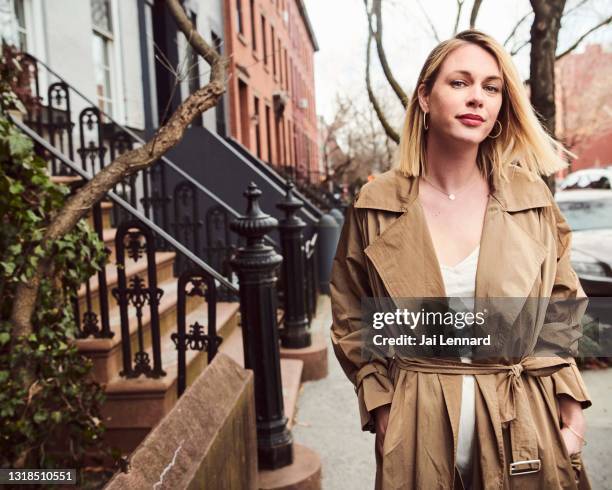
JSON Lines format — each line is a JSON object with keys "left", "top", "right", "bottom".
{"left": 529, "top": 0, "right": 566, "bottom": 193}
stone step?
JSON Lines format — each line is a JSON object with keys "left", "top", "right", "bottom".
{"left": 76, "top": 250, "right": 176, "bottom": 320}
{"left": 100, "top": 301, "right": 241, "bottom": 453}
{"left": 219, "top": 324, "right": 303, "bottom": 430}
{"left": 51, "top": 175, "right": 83, "bottom": 186}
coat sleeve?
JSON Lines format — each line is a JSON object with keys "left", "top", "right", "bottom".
{"left": 545, "top": 198, "right": 592, "bottom": 409}
{"left": 330, "top": 201, "right": 394, "bottom": 432}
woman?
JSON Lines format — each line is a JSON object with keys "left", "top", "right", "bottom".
{"left": 330, "top": 30, "right": 592, "bottom": 490}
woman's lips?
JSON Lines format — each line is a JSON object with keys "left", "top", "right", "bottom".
{"left": 457, "top": 116, "right": 483, "bottom": 127}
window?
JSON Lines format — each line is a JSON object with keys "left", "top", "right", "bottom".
{"left": 14, "top": 0, "right": 27, "bottom": 50}
{"left": 271, "top": 26, "right": 276, "bottom": 77}
{"left": 254, "top": 96, "right": 261, "bottom": 158}
{"left": 261, "top": 15, "right": 268, "bottom": 67}
{"left": 265, "top": 105, "right": 272, "bottom": 163}
{"left": 91, "top": 0, "right": 114, "bottom": 116}
{"left": 249, "top": 0, "right": 256, "bottom": 51}
{"left": 236, "top": 0, "right": 243, "bottom": 35}
{"left": 283, "top": 48, "right": 288, "bottom": 91}
{"left": 238, "top": 79, "right": 250, "bottom": 146}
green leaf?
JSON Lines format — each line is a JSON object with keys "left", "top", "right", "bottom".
{"left": 8, "top": 243, "right": 21, "bottom": 254}
{"left": 33, "top": 411, "right": 47, "bottom": 423}
{"left": 1, "top": 261, "right": 15, "bottom": 274}
{"left": 0, "top": 333, "right": 10, "bottom": 346}
{"left": 8, "top": 133, "right": 32, "bottom": 157}
{"left": 8, "top": 181, "right": 24, "bottom": 195}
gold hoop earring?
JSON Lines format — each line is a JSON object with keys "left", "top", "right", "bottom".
{"left": 488, "top": 120, "right": 502, "bottom": 139}
{"left": 423, "top": 111, "right": 429, "bottom": 131}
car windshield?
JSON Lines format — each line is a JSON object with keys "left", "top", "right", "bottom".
{"left": 557, "top": 198, "right": 612, "bottom": 231}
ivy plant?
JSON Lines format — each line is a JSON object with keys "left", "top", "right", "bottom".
{"left": 0, "top": 112, "right": 108, "bottom": 471}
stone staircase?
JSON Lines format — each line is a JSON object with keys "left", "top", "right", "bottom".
{"left": 57, "top": 183, "right": 304, "bottom": 454}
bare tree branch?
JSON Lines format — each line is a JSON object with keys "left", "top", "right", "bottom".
{"left": 369, "top": 0, "right": 409, "bottom": 107}
{"left": 453, "top": 0, "right": 465, "bottom": 35}
{"left": 563, "top": 0, "right": 590, "bottom": 18}
{"left": 415, "top": 0, "right": 441, "bottom": 43}
{"left": 364, "top": 9, "right": 400, "bottom": 144}
{"left": 510, "top": 38, "right": 530, "bottom": 56}
{"left": 503, "top": 10, "right": 532, "bottom": 47}
{"left": 556, "top": 14, "right": 612, "bottom": 60}
{"left": 469, "top": 0, "right": 483, "bottom": 28}
{"left": 10, "top": 0, "right": 228, "bottom": 343}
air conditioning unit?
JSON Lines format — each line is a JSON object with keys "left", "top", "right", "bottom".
{"left": 298, "top": 98, "right": 308, "bottom": 109}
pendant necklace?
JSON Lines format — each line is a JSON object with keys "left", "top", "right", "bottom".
{"left": 421, "top": 168, "right": 481, "bottom": 201}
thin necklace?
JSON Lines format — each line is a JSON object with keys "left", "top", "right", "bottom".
{"left": 422, "top": 168, "right": 481, "bottom": 201}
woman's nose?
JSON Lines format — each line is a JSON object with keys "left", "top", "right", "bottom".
{"left": 467, "top": 91, "right": 484, "bottom": 108}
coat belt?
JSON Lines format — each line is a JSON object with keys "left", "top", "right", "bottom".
{"left": 392, "top": 356, "right": 571, "bottom": 475}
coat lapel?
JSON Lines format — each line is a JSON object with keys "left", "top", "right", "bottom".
{"left": 357, "top": 167, "right": 551, "bottom": 304}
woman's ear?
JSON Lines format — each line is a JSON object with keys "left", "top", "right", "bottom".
{"left": 417, "top": 83, "right": 430, "bottom": 113}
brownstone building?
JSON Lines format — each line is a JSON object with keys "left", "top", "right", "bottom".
{"left": 223, "top": 0, "right": 320, "bottom": 183}
{"left": 555, "top": 43, "right": 612, "bottom": 174}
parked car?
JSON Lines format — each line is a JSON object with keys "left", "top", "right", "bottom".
{"left": 559, "top": 168, "right": 612, "bottom": 191}
{"left": 555, "top": 189, "right": 612, "bottom": 296}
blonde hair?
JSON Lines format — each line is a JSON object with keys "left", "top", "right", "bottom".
{"left": 396, "top": 29, "right": 569, "bottom": 181}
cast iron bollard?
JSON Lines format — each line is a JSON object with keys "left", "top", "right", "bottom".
{"left": 230, "top": 182, "right": 294, "bottom": 470}
{"left": 277, "top": 181, "right": 311, "bottom": 348}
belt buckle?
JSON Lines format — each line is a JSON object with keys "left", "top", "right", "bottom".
{"left": 509, "top": 459, "right": 541, "bottom": 476}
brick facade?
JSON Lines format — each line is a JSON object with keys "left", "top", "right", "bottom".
{"left": 224, "top": 0, "right": 320, "bottom": 183}
{"left": 555, "top": 43, "right": 612, "bottom": 175}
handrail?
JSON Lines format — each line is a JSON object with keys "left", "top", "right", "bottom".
{"left": 226, "top": 136, "right": 323, "bottom": 220}
{"left": 12, "top": 114, "right": 239, "bottom": 293}
{"left": 24, "top": 52, "right": 278, "bottom": 249}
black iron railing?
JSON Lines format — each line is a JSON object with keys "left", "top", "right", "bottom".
{"left": 13, "top": 50, "right": 321, "bottom": 400}
{"left": 12, "top": 116, "right": 232, "bottom": 396}
{"left": 20, "top": 53, "right": 275, "bottom": 291}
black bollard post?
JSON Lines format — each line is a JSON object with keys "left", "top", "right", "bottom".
{"left": 277, "top": 181, "right": 311, "bottom": 348}
{"left": 230, "top": 182, "right": 294, "bottom": 470}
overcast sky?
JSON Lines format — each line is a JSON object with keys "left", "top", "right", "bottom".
{"left": 303, "top": 0, "right": 612, "bottom": 125}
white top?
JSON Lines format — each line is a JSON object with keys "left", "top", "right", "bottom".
{"left": 439, "top": 245, "right": 479, "bottom": 489}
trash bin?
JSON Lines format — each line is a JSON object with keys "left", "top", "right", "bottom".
{"left": 329, "top": 208, "right": 344, "bottom": 226}
{"left": 316, "top": 213, "right": 341, "bottom": 294}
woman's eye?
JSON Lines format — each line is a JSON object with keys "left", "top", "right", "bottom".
{"left": 451, "top": 80, "right": 466, "bottom": 88}
{"left": 485, "top": 85, "right": 500, "bottom": 93}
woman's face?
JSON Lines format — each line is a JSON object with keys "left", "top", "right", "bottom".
{"left": 418, "top": 43, "right": 504, "bottom": 146}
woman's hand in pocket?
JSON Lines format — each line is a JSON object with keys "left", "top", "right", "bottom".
{"left": 374, "top": 404, "right": 391, "bottom": 458}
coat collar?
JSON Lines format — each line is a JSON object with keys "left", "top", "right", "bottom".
{"left": 357, "top": 164, "right": 552, "bottom": 306}
{"left": 353, "top": 165, "right": 552, "bottom": 213}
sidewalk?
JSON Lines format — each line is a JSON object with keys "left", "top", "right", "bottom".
{"left": 581, "top": 369, "right": 612, "bottom": 490}
{"left": 292, "top": 295, "right": 376, "bottom": 488}
{"left": 292, "top": 295, "right": 612, "bottom": 489}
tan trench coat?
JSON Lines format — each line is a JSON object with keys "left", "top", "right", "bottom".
{"left": 330, "top": 165, "right": 593, "bottom": 490}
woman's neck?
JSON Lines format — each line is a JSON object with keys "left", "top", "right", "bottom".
{"left": 423, "top": 132, "right": 480, "bottom": 191}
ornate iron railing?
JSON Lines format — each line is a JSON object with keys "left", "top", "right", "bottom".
{"left": 20, "top": 53, "right": 274, "bottom": 292}
{"left": 12, "top": 116, "right": 233, "bottom": 397}
{"left": 14, "top": 51, "right": 321, "bottom": 400}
